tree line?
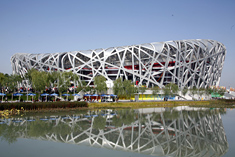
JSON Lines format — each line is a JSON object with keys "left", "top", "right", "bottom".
{"left": 0, "top": 70, "right": 226, "bottom": 101}
{"left": 113, "top": 81, "right": 226, "bottom": 100}
{"left": 0, "top": 70, "right": 108, "bottom": 101}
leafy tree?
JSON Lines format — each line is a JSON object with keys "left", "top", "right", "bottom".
{"left": 0, "top": 73, "right": 5, "bottom": 92}
{"left": 57, "top": 71, "right": 72, "bottom": 98}
{"left": 2, "top": 74, "right": 10, "bottom": 93}
{"left": 4, "top": 74, "right": 23, "bottom": 101}
{"left": 24, "top": 69, "right": 37, "bottom": 83}
{"left": 198, "top": 88, "right": 205, "bottom": 100}
{"left": 11, "top": 74, "right": 22, "bottom": 92}
{"left": 182, "top": 86, "right": 188, "bottom": 97}
{"left": 24, "top": 69, "right": 38, "bottom": 101}
{"left": 190, "top": 86, "right": 197, "bottom": 100}
{"left": 94, "top": 75, "right": 107, "bottom": 94}
{"left": 205, "top": 86, "right": 213, "bottom": 98}
{"left": 152, "top": 86, "right": 160, "bottom": 100}
{"left": 139, "top": 85, "right": 147, "bottom": 100}
{"left": 31, "top": 70, "right": 48, "bottom": 99}
{"left": 77, "top": 80, "right": 88, "bottom": 93}
{"left": 169, "top": 83, "right": 179, "bottom": 95}
{"left": 86, "top": 86, "right": 96, "bottom": 94}
{"left": 163, "top": 83, "right": 179, "bottom": 98}
{"left": 113, "top": 78, "right": 136, "bottom": 99}
{"left": 123, "top": 79, "right": 136, "bottom": 99}
{"left": 163, "top": 85, "right": 171, "bottom": 98}
{"left": 113, "top": 78, "right": 123, "bottom": 97}
{"left": 218, "top": 88, "right": 226, "bottom": 97}
{"left": 71, "top": 72, "right": 80, "bottom": 95}
{"left": 47, "top": 71, "right": 59, "bottom": 89}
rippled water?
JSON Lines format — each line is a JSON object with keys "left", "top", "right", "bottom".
{"left": 0, "top": 106, "right": 233, "bottom": 157}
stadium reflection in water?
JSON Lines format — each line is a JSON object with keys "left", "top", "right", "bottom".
{"left": 0, "top": 107, "right": 228, "bottom": 156}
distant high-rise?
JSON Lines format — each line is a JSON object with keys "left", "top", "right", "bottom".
{"left": 11, "top": 39, "right": 226, "bottom": 88}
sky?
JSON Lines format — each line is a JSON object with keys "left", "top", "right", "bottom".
{"left": 0, "top": 0, "right": 234, "bottom": 88}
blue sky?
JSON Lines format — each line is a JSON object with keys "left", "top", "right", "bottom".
{"left": 0, "top": 0, "right": 234, "bottom": 88}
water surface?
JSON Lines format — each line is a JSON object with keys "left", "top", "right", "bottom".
{"left": 0, "top": 106, "right": 231, "bottom": 157}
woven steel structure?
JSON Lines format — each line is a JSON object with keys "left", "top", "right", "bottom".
{"left": 11, "top": 39, "right": 226, "bottom": 88}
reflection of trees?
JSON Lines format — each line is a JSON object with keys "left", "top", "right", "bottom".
{"left": 112, "top": 109, "right": 136, "bottom": 127}
{"left": 218, "top": 108, "right": 227, "bottom": 115}
{"left": 163, "top": 109, "right": 180, "bottom": 120}
{"left": 0, "top": 123, "right": 22, "bottom": 144}
{"left": 28, "top": 119, "right": 53, "bottom": 138}
{"left": 53, "top": 122, "right": 72, "bottom": 136}
{"left": 0, "top": 108, "right": 229, "bottom": 156}
{"left": 152, "top": 112, "right": 161, "bottom": 121}
{"left": 93, "top": 115, "right": 106, "bottom": 130}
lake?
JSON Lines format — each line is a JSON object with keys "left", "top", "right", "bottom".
{"left": 0, "top": 106, "right": 234, "bottom": 157}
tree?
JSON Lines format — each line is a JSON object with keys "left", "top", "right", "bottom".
{"left": 31, "top": 70, "right": 48, "bottom": 100}
{"left": 24, "top": 68, "right": 37, "bottom": 83}
{"left": 198, "top": 88, "right": 205, "bottom": 100}
{"left": 170, "top": 83, "right": 179, "bottom": 96}
{"left": 4, "top": 74, "right": 23, "bottom": 101}
{"left": 113, "top": 78, "right": 123, "bottom": 97}
{"left": 94, "top": 75, "right": 107, "bottom": 94}
{"left": 47, "top": 71, "right": 59, "bottom": 89}
{"left": 24, "top": 69, "right": 38, "bottom": 101}
{"left": 77, "top": 80, "right": 88, "bottom": 93}
{"left": 71, "top": 72, "right": 80, "bottom": 95}
{"left": 218, "top": 88, "right": 226, "bottom": 97}
{"left": 205, "top": 86, "right": 214, "bottom": 94}
{"left": 2, "top": 74, "right": 10, "bottom": 93}
{"left": 205, "top": 86, "right": 213, "bottom": 99}
{"left": 190, "top": 86, "right": 197, "bottom": 100}
{"left": 57, "top": 71, "right": 72, "bottom": 99}
{"left": 163, "top": 85, "right": 171, "bottom": 98}
{"left": 139, "top": 85, "right": 147, "bottom": 101}
{"left": 86, "top": 86, "right": 96, "bottom": 95}
{"left": 113, "top": 78, "right": 136, "bottom": 99}
{"left": 0, "top": 73, "right": 5, "bottom": 92}
{"left": 182, "top": 86, "right": 188, "bottom": 97}
{"left": 152, "top": 86, "right": 160, "bottom": 100}
{"left": 123, "top": 80, "right": 136, "bottom": 99}
{"left": 13, "top": 74, "right": 22, "bottom": 92}
{"left": 163, "top": 83, "right": 179, "bottom": 99}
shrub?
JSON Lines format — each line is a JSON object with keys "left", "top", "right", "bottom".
{"left": 0, "top": 101, "right": 88, "bottom": 111}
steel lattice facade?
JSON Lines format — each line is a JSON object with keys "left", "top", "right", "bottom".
{"left": 11, "top": 39, "right": 226, "bottom": 88}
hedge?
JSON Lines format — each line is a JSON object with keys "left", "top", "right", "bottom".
{"left": 0, "top": 101, "right": 88, "bottom": 110}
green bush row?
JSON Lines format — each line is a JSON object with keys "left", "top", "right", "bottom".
{"left": 0, "top": 101, "right": 88, "bottom": 110}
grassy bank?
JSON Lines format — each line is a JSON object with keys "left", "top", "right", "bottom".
{"left": 88, "top": 99, "right": 235, "bottom": 108}
{"left": 1, "top": 99, "right": 235, "bottom": 114}
{"left": 88, "top": 101, "right": 201, "bottom": 108}
{"left": 188, "top": 99, "right": 235, "bottom": 108}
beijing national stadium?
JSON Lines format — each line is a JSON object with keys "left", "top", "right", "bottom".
{"left": 11, "top": 39, "right": 226, "bottom": 90}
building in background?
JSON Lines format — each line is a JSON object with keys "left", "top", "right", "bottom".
{"left": 11, "top": 39, "right": 226, "bottom": 89}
